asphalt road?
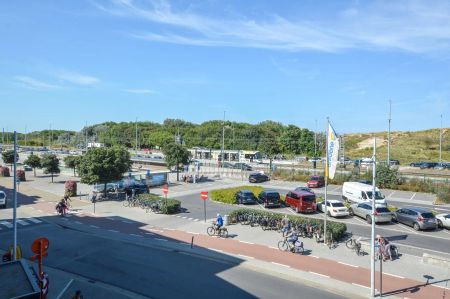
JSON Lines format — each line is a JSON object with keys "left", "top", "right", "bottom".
{"left": 173, "top": 191, "right": 450, "bottom": 257}
{"left": 0, "top": 223, "right": 348, "bottom": 299}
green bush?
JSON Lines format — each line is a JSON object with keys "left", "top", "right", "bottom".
{"left": 136, "top": 193, "right": 181, "bottom": 214}
{"left": 16, "top": 169, "right": 26, "bottom": 181}
{"left": 211, "top": 186, "right": 264, "bottom": 204}
{"left": 228, "top": 208, "right": 347, "bottom": 241}
{"left": 435, "top": 186, "right": 450, "bottom": 204}
{"left": 64, "top": 180, "right": 77, "bottom": 197}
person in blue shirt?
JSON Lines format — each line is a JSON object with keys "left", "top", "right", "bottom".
{"left": 216, "top": 213, "right": 224, "bottom": 230}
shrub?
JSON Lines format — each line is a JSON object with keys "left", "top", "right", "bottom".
{"left": 211, "top": 186, "right": 264, "bottom": 204}
{"left": 0, "top": 166, "right": 10, "bottom": 177}
{"left": 435, "top": 186, "right": 450, "bottom": 204}
{"left": 64, "top": 180, "right": 77, "bottom": 197}
{"left": 16, "top": 169, "right": 26, "bottom": 181}
{"left": 228, "top": 208, "right": 347, "bottom": 241}
{"left": 136, "top": 193, "right": 181, "bottom": 214}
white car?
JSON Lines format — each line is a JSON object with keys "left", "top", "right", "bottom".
{"left": 317, "top": 200, "right": 349, "bottom": 217}
{"left": 436, "top": 213, "right": 450, "bottom": 229}
{"left": 0, "top": 191, "right": 7, "bottom": 209}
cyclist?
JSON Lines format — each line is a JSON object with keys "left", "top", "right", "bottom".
{"left": 216, "top": 213, "right": 224, "bottom": 230}
{"left": 281, "top": 215, "right": 290, "bottom": 237}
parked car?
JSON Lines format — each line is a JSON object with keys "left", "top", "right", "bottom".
{"left": 420, "top": 162, "right": 438, "bottom": 169}
{"left": 317, "top": 200, "right": 349, "bottom": 217}
{"left": 410, "top": 161, "right": 425, "bottom": 167}
{"left": 249, "top": 173, "right": 270, "bottom": 183}
{"left": 0, "top": 191, "right": 7, "bottom": 209}
{"left": 124, "top": 183, "right": 148, "bottom": 195}
{"left": 222, "top": 162, "right": 234, "bottom": 168}
{"left": 23, "top": 165, "right": 33, "bottom": 171}
{"left": 348, "top": 203, "right": 392, "bottom": 224}
{"left": 294, "top": 186, "right": 314, "bottom": 194}
{"left": 235, "top": 190, "right": 257, "bottom": 205}
{"left": 258, "top": 190, "right": 281, "bottom": 208}
{"left": 233, "top": 163, "right": 252, "bottom": 171}
{"left": 285, "top": 190, "right": 316, "bottom": 213}
{"left": 435, "top": 213, "right": 450, "bottom": 229}
{"left": 307, "top": 175, "right": 325, "bottom": 188}
{"left": 434, "top": 163, "right": 450, "bottom": 170}
{"left": 390, "top": 159, "right": 400, "bottom": 165}
{"left": 393, "top": 207, "right": 437, "bottom": 231}
{"left": 342, "top": 182, "right": 387, "bottom": 206}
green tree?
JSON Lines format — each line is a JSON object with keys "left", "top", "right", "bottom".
{"left": 376, "top": 164, "right": 399, "bottom": 189}
{"left": 24, "top": 154, "right": 41, "bottom": 177}
{"left": 64, "top": 155, "right": 82, "bottom": 177}
{"left": 162, "top": 142, "right": 190, "bottom": 181}
{"left": 78, "top": 147, "right": 131, "bottom": 197}
{"left": 41, "top": 154, "right": 60, "bottom": 183}
{"left": 2, "top": 150, "right": 19, "bottom": 169}
{"left": 259, "top": 133, "right": 281, "bottom": 173}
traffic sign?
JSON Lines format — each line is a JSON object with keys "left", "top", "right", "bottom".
{"left": 32, "top": 238, "right": 49, "bottom": 255}
{"left": 201, "top": 191, "right": 208, "bottom": 200}
{"left": 162, "top": 184, "right": 169, "bottom": 194}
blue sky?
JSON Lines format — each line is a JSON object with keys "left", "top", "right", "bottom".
{"left": 1, "top": 0, "right": 450, "bottom": 134}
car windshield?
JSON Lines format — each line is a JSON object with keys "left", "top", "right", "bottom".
{"left": 421, "top": 212, "right": 434, "bottom": 218}
{"left": 366, "top": 191, "right": 384, "bottom": 200}
{"left": 310, "top": 177, "right": 319, "bottom": 181}
{"left": 267, "top": 193, "right": 280, "bottom": 200}
{"left": 0, "top": 193, "right": 5, "bottom": 199}
{"left": 302, "top": 195, "right": 315, "bottom": 202}
{"left": 376, "top": 207, "right": 390, "bottom": 213}
{"left": 331, "top": 202, "right": 344, "bottom": 207}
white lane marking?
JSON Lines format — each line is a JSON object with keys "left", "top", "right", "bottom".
{"left": 434, "top": 285, "right": 450, "bottom": 290}
{"left": 17, "top": 220, "right": 29, "bottom": 226}
{"left": 89, "top": 225, "right": 99, "bottom": 228}
{"left": 106, "top": 217, "right": 115, "bottom": 221}
{"left": 188, "top": 218, "right": 194, "bottom": 220}
{"left": 60, "top": 218, "right": 69, "bottom": 221}
{"left": 435, "top": 208, "right": 450, "bottom": 211}
{"left": 27, "top": 218, "right": 42, "bottom": 224}
{"left": 208, "top": 248, "right": 223, "bottom": 253}
{"left": 0, "top": 221, "right": 13, "bottom": 228}
{"left": 309, "top": 271, "right": 330, "bottom": 278}
{"left": 271, "top": 262, "right": 290, "bottom": 268}
{"left": 309, "top": 255, "right": 320, "bottom": 259}
{"left": 55, "top": 279, "right": 74, "bottom": 299}
{"left": 122, "top": 220, "right": 134, "bottom": 224}
{"left": 352, "top": 283, "right": 370, "bottom": 290}
{"left": 182, "top": 216, "right": 187, "bottom": 219}
{"left": 269, "top": 246, "right": 278, "bottom": 250}
{"left": 148, "top": 229, "right": 164, "bottom": 233}
{"left": 155, "top": 238, "right": 168, "bottom": 242}
{"left": 238, "top": 254, "right": 254, "bottom": 259}
{"left": 108, "top": 229, "right": 119, "bottom": 233}
{"left": 74, "top": 221, "right": 82, "bottom": 225}
{"left": 164, "top": 228, "right": 176, "bottom": 231}
{"left": 239, "top": 241, "right": 254, "bottom": 245}
{"left": 145, "top": 232, "right": 155, "bottom": 236}
{"left": 385, "top": 273, "right": 404, "bottom": 279}
{"left": 130, "top": 234, "right": 143, "bottom": 238}
{"left": 388, "top": 191, "right": 396, "bottom": 198}
{"left": 187, "top": 231, "right": 200, "bottom": 235}
{"left": 410, "top": 193, "right": 417, "bottom": 200}
{"left": 193, "top": 219, "right": 199, "bottom": 222}
{"left": 338, "top": 262, "right": 359, "bottom": 268}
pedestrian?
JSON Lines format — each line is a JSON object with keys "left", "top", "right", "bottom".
{"left": 131, "top": 188, "right": 136, "bottom": 199}
{"left": 281, "top": 215, "right": 290, "bottom": 237}
{"left": 72, "top": 290, "right": 83, "bottom": 299}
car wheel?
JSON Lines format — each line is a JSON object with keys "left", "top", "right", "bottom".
{"left": 413, "top": 222, "right": 420, "bottom": 231}
{"left": 366, "top": 215, "right": 372, "bottom": 224}
{"left": 327, "top": 211, "right": 331, "bottom": 217}
{"left": 392, "top": 216, "right": 398, "bottom": 223}
{"left": 437, "top": 219, "right": 443, "bottom": 228}
{"left": 348, "top": 208, "right": 354, "bottom": 216}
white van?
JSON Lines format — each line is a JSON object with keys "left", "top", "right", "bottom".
{"left": 342, "top": 182, "right": 387, "bottom": 206}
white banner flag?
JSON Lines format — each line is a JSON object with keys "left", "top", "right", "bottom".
{"left": 327, "top": 122, "right": 340, "bottom": 179}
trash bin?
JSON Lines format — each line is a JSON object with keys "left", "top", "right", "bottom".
{"left": 224, "top": 215, "right": 229, "bottom": 226}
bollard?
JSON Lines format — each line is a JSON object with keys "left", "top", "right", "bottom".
{"left": 191, "top": 236, "right": 194, "bottom": 249}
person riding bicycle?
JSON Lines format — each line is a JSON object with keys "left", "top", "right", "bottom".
{"left": 281, "top": 215, "right": 290, "bottom": 237}
{"left": 376, "top": 234, "right": 393, "bottom": 261}
{"left": 216, "top": 213, "right": 224, "bottom": 230}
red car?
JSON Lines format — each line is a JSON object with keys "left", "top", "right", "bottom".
{"left": 307, "top": 175, "right": 325, "bottom": 188}
{"left": 285, "top": 190, "right": 316, "bottom": 213}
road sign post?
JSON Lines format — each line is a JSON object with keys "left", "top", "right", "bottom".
{"left": 162, "top": 184, "right": 169, "bottom": 207}
{"left": 201, "top": 191, "right": 208, "bottom": 223}
{"left": 30, "top": 237, "right": 50, "bottom": 297}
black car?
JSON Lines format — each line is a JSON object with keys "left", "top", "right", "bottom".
{"left": 390, "top": 160, "right": 400, "bottom": 165}
{"left": 258, "top": 190, "right": 281, "bottom": 208}
{"left": 125, "top": 183, "right": 148, "bottom": 195}
{"left": 410, "top": 162, "right": 424, "bottom": 167}
{"left": 420, "top": 162, "right": 438, "bottom": 169}
{"left": 249, "top": 173, "right": 270, "bottom": 183}
{"left": 235, "top": 190, "right": 257, "bottom": 204}
{"left": 234, "top": 163, "right": 252, "bottom": 171}
{"left": 294, "top": 186, "right": 315, "bottom": 194}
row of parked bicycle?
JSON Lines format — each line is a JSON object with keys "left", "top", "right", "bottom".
{"left": 122, "top": 196, "right": 163, "bottom": 213}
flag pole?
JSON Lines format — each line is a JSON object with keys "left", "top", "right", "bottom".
{"left": 370, "top": 137, "right": 377, "bottom": 297}
{"left": 13, "top": 131, "right": 18, "bottom": 260}
{"left": 324, "top": 117, "right": 329, "bottom": 244}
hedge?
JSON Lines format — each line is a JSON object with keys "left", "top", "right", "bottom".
{"left": 136, "top": 193, "right": 181, "bottom": 214}
{"left": 0, "top": 166, "right": 10, "bottom": 177}
{"left": 211, "top": 186, "right": 264, "bottom": 204}
{"left": 16, "top": 169, "right": 26, "bottom": 181}
{"left": 228, "top": 208, "right": 347, "bottom": 241}
{"left": 65, "top": 180, "right": 77, "bottom": 197}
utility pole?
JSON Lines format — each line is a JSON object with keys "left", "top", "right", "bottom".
{"left": 25, "top": 125, "right": 27, "bottom": 147}
{"left": 49, "top": 124, "right": 52, "bottom": 149}
{"left": 370, "top": 137, "right": 377, "bottom": 297}
{"left": 440, "top": 114, "right": 443, "bottom": 164}
{"left": 13, "top": 132, "right": 18, "bottom": 260}
{"left": 85, "top": 122, "right": 88, "bottom": 149}
{"left": 221, "top": 111, "right": 226, "bottom": 168}
{"left": 135, "top": 117, "right": 138, "bottom": 154}
{"left": 387, "top": 100, "right": 391, "bottom": 166}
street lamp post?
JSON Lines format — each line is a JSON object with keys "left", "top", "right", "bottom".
{"left": 440, "top": 114, "right": 443, "bottom": 164}
{"left": 387, "top": 100, "right": 392, "bottom": 166}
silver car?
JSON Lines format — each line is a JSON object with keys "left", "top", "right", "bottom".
{"left": 393, "top": 207, "right": 437, "bottom": 231}
{"left": 349, "top": 203, "right": 393, "bottom": 224}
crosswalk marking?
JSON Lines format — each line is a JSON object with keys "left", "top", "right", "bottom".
{"left": 0, "top": 218, "right": 43, "bottom": 229}
{"left": 17, "top": 220, "right": 29, "bottom": 226}
{"left": 0, "top": 221, "right": 13, "bottom": 228}
{"left": 28, "top": 218, "right": 42, "bottom": 224}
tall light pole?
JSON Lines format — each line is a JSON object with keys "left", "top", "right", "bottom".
{"left": 13, "top": 131, "right": 18, "bottom": 260}
{"left": 221, "top": 111, "right": 226, "bottom": 167}
{"left": 135, "top": 117, "right": 138, "bottom": 154}
{"left": 370, "top": 137, "right": 377, "bottom": 298}
{"left": 387, "top": 100, "right": 392, "bottom": 166}
{"left": 440, "top": 114, "right": 443, "bottom": 163}
{"left": 25, "top": 125, "right": 27, "bottom": 147}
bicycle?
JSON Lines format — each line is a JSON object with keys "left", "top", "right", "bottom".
{"left": 346, "top": 235, "right": 363, "bottom": 256}
{"left": 277, "top": 234, "right": 304, "bottom": 254}
{"left": 206, "top": 223, "right": 228, "bottom": 238}
{"left": 325, "top": 232, "right": 335, "bottom": 250}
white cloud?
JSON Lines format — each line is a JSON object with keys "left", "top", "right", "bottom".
{"left": 122, "top": 88, "right": 155, "bottom": 94}
{"left": 98, "top": 0, "right": 450, "bottom": 54}
{"left": 13, "top": 76, "right": 61, "bottom": 90}
{"left": 58, "top": 71, "right": 100, "bottom": 86}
